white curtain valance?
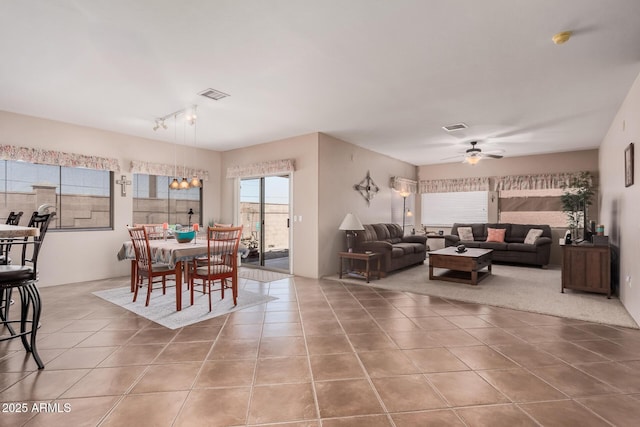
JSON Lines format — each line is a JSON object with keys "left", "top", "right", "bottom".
{"left": 226, "top": 159, "right": 295, "bottom": 179}
{"left": 390, "top": 176, "right": 418, "bottom": 194}
{"left": 130, "top": 161, "right": 209, "bottom": 181}
{"left": 0, "top": 144, "right": 120, "bottom": 172}
{"left": 494, "top": 172, "right": 592, "bottom": 191}
{"left": 419, "top": 177, "right": 490, "bottom": 193}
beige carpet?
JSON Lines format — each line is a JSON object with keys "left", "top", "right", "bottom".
{"left": 238, "top": 267, "right": 292, "bottom": 282}
{"left": 325, "top": 263, "right": 638, "bottom": 329}
{"left": 93, "top": 281, "right": 277, "bottom": 329}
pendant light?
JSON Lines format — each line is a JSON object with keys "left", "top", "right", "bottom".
{"left": 169, "top": 113, "right": 180, "bottom": 189}
{"left": 189, "top": 105, "right": 201, "bottom": 188}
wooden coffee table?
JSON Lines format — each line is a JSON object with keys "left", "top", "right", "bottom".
{"left": 428, "top": 247, "right": 493, "bottom": 286}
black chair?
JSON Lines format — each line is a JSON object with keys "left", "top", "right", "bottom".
{"left": 0, "top": 211, "right": 24, "bottom": 265}
{"left": 0, "top": 211, "right": 55, "bottom": 370}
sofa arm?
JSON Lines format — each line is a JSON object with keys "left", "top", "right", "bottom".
{"left": 359, "top": 241, "right": 393, "bottom": 253}
{"left": 402, "top": 235, "right": 428, "bottom": 245}
{"left": 444, "top": 235, "right": 459, "bottom": 247}
{"left": 534, "top": 237, "right": 552, "bottom": 246}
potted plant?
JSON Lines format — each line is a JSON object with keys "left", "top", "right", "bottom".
{"left": 560, "top": 171, "right": 595, "bottom": 241}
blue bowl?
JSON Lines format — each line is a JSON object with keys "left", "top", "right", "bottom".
{"left": 175, "top": 230, "right": 195, "bottom": 243}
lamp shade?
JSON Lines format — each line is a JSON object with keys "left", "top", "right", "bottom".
{"left": 339, "top": 213, "right": 364, "bottom": 231}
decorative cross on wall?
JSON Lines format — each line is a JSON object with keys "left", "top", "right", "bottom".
{"left": 354, "top": 170, "right": 379, "bottom": 206}
{"left": 116, "top": 175, "right": 132, "bottom": 197}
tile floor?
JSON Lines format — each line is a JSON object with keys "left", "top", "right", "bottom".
{"left": 2, "top": 275, "right": 640, "bottom": 426}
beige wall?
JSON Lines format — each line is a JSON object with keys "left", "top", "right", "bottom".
{"left": 0, "top": 110, "right": 222, "bottom": 286}
{"left": 318, "top": 133, "right": 418, "bottom": 277}
{"left": 418, "top": 150, "right": 599, "bottom": 266}
{"left": 220, "top": 133, "right": 319, "bottom": 278}
{"left": 599, "top": 71, "right": 640, "bottom": 325}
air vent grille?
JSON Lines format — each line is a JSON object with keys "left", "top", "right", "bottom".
{"left": 442, "top": 123, "right": 468, "bottom": 132}
{"left": 199, "top": 88, "right": 230, "bottom": 101}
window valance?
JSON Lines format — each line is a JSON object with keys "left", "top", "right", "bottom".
{"left": 390, "top": 176, "right": 418, "bottom": 194}
{"left": 0, "top": 144, "right": 120, "bottom": 172}
{"left": 494, "top": 172, "right": 593, "bottom": 191}
{"left": 419, "top": 177, "right": 489, "bottom": 193}
{"left": 226, "top": 159, "right": 295, "bottom": 179}
{"left": 130, "top": 161, "right": 209, "bottom": 181}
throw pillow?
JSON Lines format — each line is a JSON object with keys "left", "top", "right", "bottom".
{"left": 486, "top": 227, "right": 506, "bottom": 243}
{"left": 524, "top": 228, "right": 544, "bottom": 245}
{"left": 457, "top": 227, "right": 474, "bottom": 241}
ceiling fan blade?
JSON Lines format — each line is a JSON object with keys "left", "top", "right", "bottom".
{"left": 440, "top": 154, "right": 465, "bottom": 161}
{"left": 482, "top": 153, "right": 503, "bottom": 159}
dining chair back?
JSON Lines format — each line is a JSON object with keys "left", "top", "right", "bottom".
{"left": 134, "top": 223, "right": 165, "bottom": 240}
{"left": 0, "top": 211, "right": 24, "bottom": 265}
{"left": 189, "top": 225, "right": 243, "bottom": 311}
{"left": 127, "top": 226, "right": 175, "bottom": 306}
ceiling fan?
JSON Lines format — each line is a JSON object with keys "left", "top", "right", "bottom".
{"left": 442, "top": 141, "right": 504, "bottom": 165}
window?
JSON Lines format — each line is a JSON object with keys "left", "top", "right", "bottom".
{"left": 421, "top": 191, "right": 494, "bottom": 226}
{"left": 499, "top": 188, "right": 566, "bottom": 227}
{"left": 133, "top": 174, "right": 202, "bottom": 226}
{"left": 0, "top": 160, "right": 112, "bottom": 229}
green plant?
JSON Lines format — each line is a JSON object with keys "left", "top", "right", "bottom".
{"left": 560, "top": 171, "right": 595, "bottom": 235}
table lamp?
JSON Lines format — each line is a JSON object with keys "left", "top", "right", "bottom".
{"left": 339, "top": 213, "right": 364, "bottom": 252}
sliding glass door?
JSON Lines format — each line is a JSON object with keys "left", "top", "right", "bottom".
{"left": 239, "top": 175, "right": 290, "bottom": 272}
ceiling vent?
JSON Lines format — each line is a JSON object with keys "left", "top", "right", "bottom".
{"left": 442, "top": 123, "right": 468, "bottom": 132}
{"left": 199, "top": 88, "right": 230, "bottom": 101}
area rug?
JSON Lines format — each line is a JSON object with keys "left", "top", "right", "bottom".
{"left": 238, "top": 267, "right": 292, "bottom": 282}
{"left": 325, "top": 263, "right": 638, "bottom": 329}
{"left": 93, "top": 282, "right": 277, "bottom": 329}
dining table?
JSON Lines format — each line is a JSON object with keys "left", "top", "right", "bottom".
{"left": 0, "top": 223, "right": 40, "bottom": 238}
{"left": 117, "top": 237, "right": 209, "bottom": 311}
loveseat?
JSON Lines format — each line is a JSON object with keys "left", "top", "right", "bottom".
{"left": 444, "top": 223, "right": 552, "bottom": 267}
{"left": 354, "top": 223, "right": 428, "bottom": 275}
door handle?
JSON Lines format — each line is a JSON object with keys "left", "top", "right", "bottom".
{"left": 287, "top": 218, "right": 290, "bottom": 228}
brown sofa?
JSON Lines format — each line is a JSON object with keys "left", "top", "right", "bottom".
{"left": 354, "top": 223, "right": 428, "bottom": 275}
{"left": 444, "top": 223, "right": 552, "bottom": 267}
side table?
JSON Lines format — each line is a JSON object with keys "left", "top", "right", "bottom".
{"left": 338, "top": 251, "right": 381, "bottom": 283}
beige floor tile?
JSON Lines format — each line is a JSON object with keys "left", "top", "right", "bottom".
{"left": 315, "top": 379, "right": 384, "bottom": 418}
{"left": 520, "top": 400, "right": 611, "bottom": 427}
{"left": 358, "top": 350, "right": 421, "bottom": 377}
{"left": 1, "top": 369, "right": 89, "bottom": 401}
{"left": 529, "top": 364, "right": 619, "bottom": 397}
{"left": 45, "top": 346, "right": 117, "bottom": 370}
{"left": 310, "top": 353, "right": 365, "bottom": 380}
{"left": 100, "top": 391, "right": 188, "bottom": 427}
{"left": 61, "top": 366, "right": 146, "bottom": 398}
{"left": 321, "top": 415, "right": 392, "bottom": 426}
{"left": 194, "top": 359, "right": 256, "bottom": 388}
{"left": 131, "top": 362, "right": 200, "bottom": 393}
{"left": 477, "top": 368, "right": 567, "bottom": 402}
{"left": 173, "top": 387, "right": 251, "bottom": 427}
{"left": 248, "top": 383, "right": 317, "bottom": 424}
{"left": 372, "top": 374, "right": 447, "bottom": 412}
{"left": 255, "top": 356, "right": 311, "bottom": 384}
{"left": 427, "top": 371, "right": 510, "bottom": 407}
{"left": 456, "top": 404, "right": 539, "bottom": 427}
{"left": 404, "top": 347, "right": 470, "bottom": 373}
{"left": 24, "top": 396, "right": 119, "bottom": 427}
{"left": 305, "top": 334, "right": 353, "bottom": 355}
{"left": 577, "top": 394, "right": 640, "bottom": 427}
{"left": 448, "top": 345, "right": 519, "bottom": 370}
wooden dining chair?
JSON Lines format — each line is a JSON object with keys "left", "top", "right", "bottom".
{"left": 0, "top": 211, "right": 24, "bottom": 265}
{"left": 133, "top": 223, "right": 164, "bottom": 240}
{"left": 189, "top": 225, "right": 243, "bottom": 311}
{"left": 127, "top": 226, "right": 175, "bottom": 306}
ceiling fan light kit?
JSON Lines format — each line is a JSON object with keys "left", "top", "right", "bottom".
{"left": 552, "top": 31, "right": 572, "bottom": 45}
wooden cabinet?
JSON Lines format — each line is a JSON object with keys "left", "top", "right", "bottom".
{"left": 562, "top": 244, "right": 611, "bottom": 298}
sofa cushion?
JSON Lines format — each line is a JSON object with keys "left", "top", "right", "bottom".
{"left": 463, "top": 241, "right": 483, "bottom": 248}
{"left": 486, "top": 228, "right": 506, "bottom": 243}
{"left": 372, "top": 224, "right": 391, "bottom": 241}
{"left": 391, "top": 247, "right": 405, "bottom": 258}
{"left": 524, "top": 228, "right": 544, "bottom": 244}
{"left": 507, "top": 242, "right": 538, "bottom": 253}
{"left": 478, "top": 242, "right": 508, "bottom": 250}
{"left": 394, "top": 242, "right": 417, "bottom": 255}
{"left": 458, "top": 226, "right": 474, "bottom": 241}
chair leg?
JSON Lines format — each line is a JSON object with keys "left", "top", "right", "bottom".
{"left": 162, "top": 276, "right": 166, "bottom": 295}
{"left": 145, "top": 277, "right": 152, "bottom": 306}
{"left": 190, "top": 273, "right": 195, "bottom": 306}
{"left": 132, "top": 274, "right": 141, "bottom": 303}
{"left": 208, "top": 279, "right": 212, "bottom": 312}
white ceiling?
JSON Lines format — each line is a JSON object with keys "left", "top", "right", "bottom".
{"left": 1, "top": 0, "right": 640, "bottom": 166}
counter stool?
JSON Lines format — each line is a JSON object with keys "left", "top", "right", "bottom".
{"left": 0, "top": 212, "right": 55, "bottom": 370}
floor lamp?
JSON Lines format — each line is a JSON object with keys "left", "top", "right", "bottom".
{"left": 339, "top": 213, "right": 364, "bottom": 252}
{"left": 399, "top": 191, "right": 410, "bottom": 235}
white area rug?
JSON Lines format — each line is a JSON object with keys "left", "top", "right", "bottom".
{"left": 93, "top": 282, "right": 277, "bottom": 329}
{"left": 325, "top": 263, "right": 638, "bottom": 329}
{"left": 238, "top": 267, "right": 292, "bottom": 282}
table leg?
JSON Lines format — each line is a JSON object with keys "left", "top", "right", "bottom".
{"left": 175, "top": 261, "right": 182, "bottom": 311}
{"left": 365, "top": 258, "right": 371, "bottom": 283}
{"left": 429, "top": 263, "right": 434, "bottom": 280}
{"left": 339, "top": 256, "right": 343, "bottom": 279}
{"left": 471, "top": 270, "right": 478, "bottom": 286}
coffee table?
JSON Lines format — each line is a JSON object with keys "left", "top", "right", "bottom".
{"left": 428, "top": 247, "right": 493, "bottom": 286}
